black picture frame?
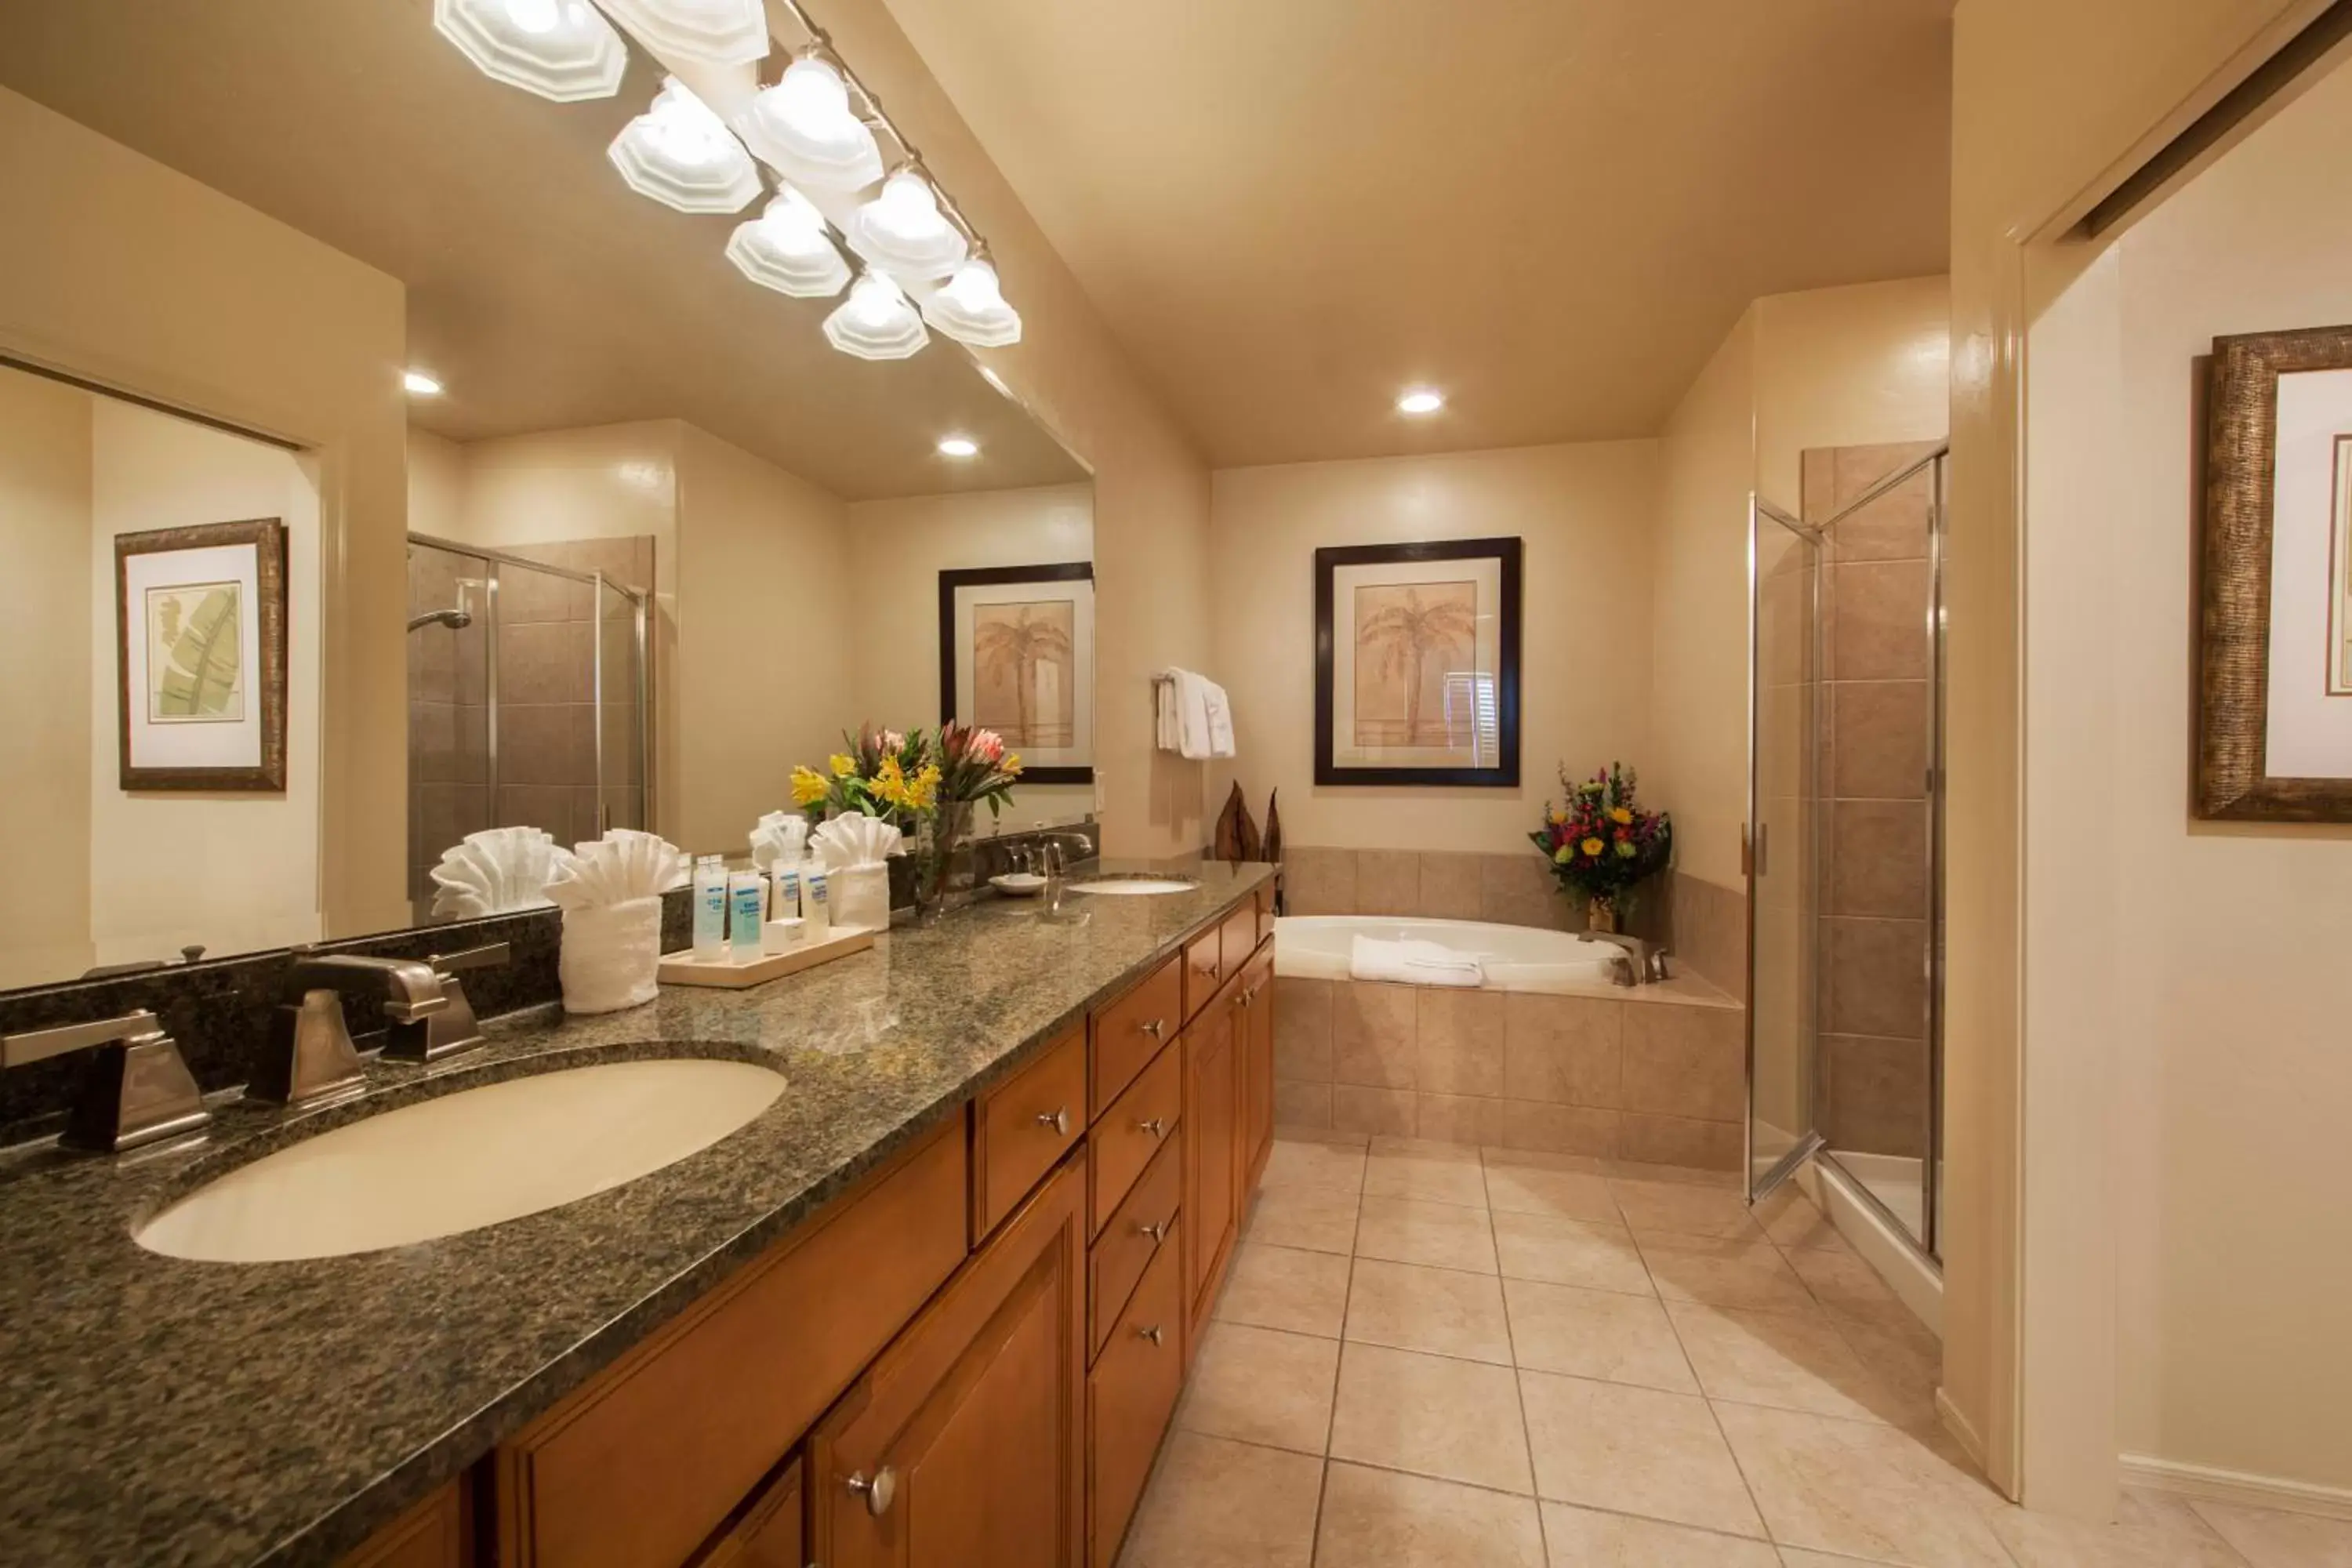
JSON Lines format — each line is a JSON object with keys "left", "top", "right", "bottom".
{"left": 938, "top": 561, "right": 1095, "bottom": 786}
{"left": 1314, "top": 536, "right": 1523, "bottom": 787}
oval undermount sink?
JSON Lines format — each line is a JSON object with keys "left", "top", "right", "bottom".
{"left": 1066, "top": 878, "right": 1199, "bottom": 896}
{"left": 136, "top": 1058, "right": 785, "bottom": 1263}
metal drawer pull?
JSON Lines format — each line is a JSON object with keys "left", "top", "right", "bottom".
{"left": 1137, "top": 1323, "right": 1166, "bottom": 1347}
{"left": 1139, "top": 1017, "right": 1167, "bottom": 1039}
{"left": 1137, "top": 1116, "right": 1167, "bottom": 1138}
{"left": 1036, "top": 1106, "right": 1071, "bottom": 1136}
{"left": 846, "top": 1467, "right": 897, "bottom": 1517}
{"left": 1138, "top": 1218, "right": 1169, "bottom": 1243}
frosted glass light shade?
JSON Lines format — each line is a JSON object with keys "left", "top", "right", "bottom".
{"left": 725, "top": 190, "right": 851, "bottom": 298}
{"left": 845, "top": 171, "right": 968, "bottom": 281}
{"left": 434, "top": 0, "right": 626, "bottom": 102}
{"left": 920, "top": 257, "right": 1022, "bottom": 347}
{"left": 824, "top": 273, "right": 929, "bottom": 360}
{"left": 736, "top": 57, "right": 885, "bottom": 192}
{"left": 609, "top": 77, "right": 761, "bottom": 214}
{"left": 593, "top": 0, "right": 768, "bottom": 67}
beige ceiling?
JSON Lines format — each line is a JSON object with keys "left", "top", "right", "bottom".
{"left": 883, "top": 0, "right": 1953, "bottom": 467}
{"left": 0, "top": 0, "right": 1085, "bottom": 499}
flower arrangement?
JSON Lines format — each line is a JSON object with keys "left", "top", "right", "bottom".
{"left": 789, "top": 723, "right": 1024, "bottom": 920}
{"left": 1530, "top": 761, "right": 1671, "bottom": 931}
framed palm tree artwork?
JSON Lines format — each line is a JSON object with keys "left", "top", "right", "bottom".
{"left": 1315, "top": 537, "right": 1522, "bottom": 786}
{"left": 938, "top": 561, "right": 1094, "bottom": 784}
{"left": 114, "top": 517, "right": 289, "bottom": 791}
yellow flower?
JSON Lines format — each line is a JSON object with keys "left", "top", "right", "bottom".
{"left": 870, "top": 754, "right": 909, "bottom": 807}
{"left": 829, "top": 753, "right": 858, "bottom": 779}
{"left": 789, "top": 765, "right": 829, "bottom": 806}
{"left": 1610, "top": 807, "right": 1632, "bottom": 826}
{"left": 1580, "top": 837, "right": 1605, "bottom": 856}
{"left": 1548, "top": 808, "right": 1568, "bottom": 826}
{"left": 907, "top": 764, "right": 942, "bottom": 811}
{"left": 1003, "top": 753, "right": 1023, "bottom": 777}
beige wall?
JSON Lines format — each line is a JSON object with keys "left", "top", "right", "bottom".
{"left": 0, "top": 369, "right": 94, "bottom": 986}
{"left": 1754, "top": 278, "right": 1951, "bottom": 512}
{"left": 0, "top": 85, "right": 409, "bottom": 940}
{"left": 844, "top": 483, "right": 1096, "bottom": 830}
{"left": 1208, "top": 442, "right": 1660, "bottom": 856}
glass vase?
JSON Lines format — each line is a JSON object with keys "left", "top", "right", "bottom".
{"left": 1587, "top": 894, "right": 1618, "bottom": 933}
{"left": 911, "top": 802, "right": 973, "bottom": 924}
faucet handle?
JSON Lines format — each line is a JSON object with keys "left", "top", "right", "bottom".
{"left": 1, "top": 1011, "right": 210, "bottom": 1152}
{"left": 427, "top": 942, "right": 509, "bottom": 977}
{"left": 1, "top": 1010, "right": 165, "bottom": 1068}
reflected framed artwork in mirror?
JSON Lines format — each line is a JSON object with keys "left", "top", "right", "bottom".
{"left": 2198, "top": 325, "right": 2352, "bottom": 820}
{"left": 938, "top": 563, "right": 1094, "bottom": 785}
{"left": 114, "top": 518, "right": 288, "bottom": 792}
{"left": 1314, "top": 537, "right": 1522, "bottom": 786}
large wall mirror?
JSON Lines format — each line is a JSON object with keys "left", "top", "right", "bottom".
{"left": 0, "top": 2, "right": 1093, "bottom": 993}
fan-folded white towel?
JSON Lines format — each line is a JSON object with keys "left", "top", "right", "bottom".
{"left": 1348, "top": 935, "right": 1485, "bottom": 988}
{"left": 1202, "top": 678, "right": 1236, "bottom": 758}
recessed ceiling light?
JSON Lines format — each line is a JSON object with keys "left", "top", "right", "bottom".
{"left": 1397, "top": 387, "right": 1444, "bottom": 416}
{"left": 937, "top": 435, "right": 979, "bottom": 459}
{"left": 403, "top": 370, "right": 444, "bottom": 396}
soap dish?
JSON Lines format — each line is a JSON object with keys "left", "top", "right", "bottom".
{"left": 989, "top": 873, "right": 1047, "bottom": 898}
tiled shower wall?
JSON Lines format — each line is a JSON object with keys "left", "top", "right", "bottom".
{"left": 408, "top": 546, "right": 489, "bottom": 906}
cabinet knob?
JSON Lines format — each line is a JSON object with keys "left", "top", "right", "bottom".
{"left": 1137, "top": 1323, "right": 1166, "bottom": 1347}
{"left": 845, "top": 1466, "right": 897, "bottom": 1517}
{"left": 1139, "top": 1017, "right": 1167, "bottom": 1040}
{"left": 1036, "top": 1106, "right": 1071, "bottom": 1137}
{"left": 1137, "top": 1116, "right": 1167, "bottom": 1138}
{"left": 1138, "top": 1218, "right": 1169, "bottom": 1243}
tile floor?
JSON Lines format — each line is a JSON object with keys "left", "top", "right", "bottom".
{"left": 1116, "top": 1134, "right": 2352, "bottom": 1568}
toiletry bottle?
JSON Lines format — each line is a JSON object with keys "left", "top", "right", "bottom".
{"left": 801, "top": 855, "right": 832, "bottom": 942}
{"left": 728, "top": 868, "right": 764, "bottom": 962}
{"left": 764, "top": 862, "right": 802, "bottom": 955}
{"left": 692, "top": 855, "right": 727, "bottom": 962}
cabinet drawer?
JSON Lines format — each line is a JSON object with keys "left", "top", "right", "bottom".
{"left": 1087, "top": 1220, "right": 1186, "bottom": 1568}
{"left": 685, "top": 1458, "right": 800, "bottom": 1568}
{"left": 495, "top": 1118, "right": 967, "bottom": 1568}
{"left": 1219, "top": 902, "right": 1260, "bottom": 979}
{"left": 1090, "top": 953, "right": 1180, "bottom": 1118}
{"left": 973, "top": 1023, "right": 1087, "bottom": 1240}
{"left": 341, "top": 1477, "right": 467, "bottom": 1568}
{"left": 1090, "top": 1043, "right": 1181, "bottom": 1239}
{"left": 1181, "top": 929, "right": 1221, "bottom": 1020}
{"left": 1088, "top": 1131, "right": 1181, "bottom": 1361}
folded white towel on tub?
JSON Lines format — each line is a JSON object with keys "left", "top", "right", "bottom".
{"left": 1349, "top": 935, "right": 1485, "bottom": 988}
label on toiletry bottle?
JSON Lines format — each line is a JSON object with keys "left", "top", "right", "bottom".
{"left": 803, "top": 866, "right": 831, "bottom": 942}
{"left": 692, "top": 856, "right": 727, "bottom": 961}
{"left": 729, "top": 873, "right": 764, "bottom": 960}
{"left": 771, "top": 866, "right": 800, "bottom": 919}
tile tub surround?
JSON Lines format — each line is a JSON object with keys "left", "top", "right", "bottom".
{"left": 1273, "top": 977, "right": 1747, "bottom": 1169}
{"left": 0, "top": 859, "right": 1270, "bottom": 1567}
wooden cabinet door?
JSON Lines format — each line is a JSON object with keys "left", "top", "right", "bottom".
{"left": 1182, "top": 1000, "right": 1240, "bottom": 1340}
{"left": 1239, "top": 950, "right": 1276, "bottom": 1194}
{"left": 807, "top": 1153, "right": 1087, "bottom": 1568}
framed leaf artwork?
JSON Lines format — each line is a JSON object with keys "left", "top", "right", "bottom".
{"left": 1315, "top": 537, "right": 1523, "bottom": 786}
{"left": 938, "top": 561, "right": 1094, "bottom": 785}
{"left": 114, "top": 517, "right": 288, "bottom": 791}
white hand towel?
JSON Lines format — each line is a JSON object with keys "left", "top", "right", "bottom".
{"left": 1171, "top": 668, "right": 1214, "bottom": 760}
{"left": 1156, "top": 676, "right": 1179, "bottom": 750}
{"left": 1202, "top": 678, "right": 1236, "bottom": 759}
{"left": 1348, "top": 935, "right": 1485, "bottom": 988}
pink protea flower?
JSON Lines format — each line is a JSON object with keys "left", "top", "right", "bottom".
{"left": 968, "top": 728, "right": 1005, "bottom": 764}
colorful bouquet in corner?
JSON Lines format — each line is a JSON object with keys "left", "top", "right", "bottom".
{"left": 791, "top": 724, "right": 938, "bottom": 823}
{"left": 1530, "top": 761, "right": 1671, "bottom": 931}
{"left": 933, "top": 721, "right": 1024, "bottom": 820}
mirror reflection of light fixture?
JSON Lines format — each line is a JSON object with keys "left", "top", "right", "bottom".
{"left": 736, "top": 56, "right": 885, "bottom": 192}
{"left": 593, "top": 0, "right": 768, "bottom": 68}
{"left": 608, "top": 76, "right": 761, "bottom": 214}
{"left": 920, "top": 256, "right": 1022, "bottom": 348}
{"left": 433, "top": 0, "right": 626, "bottom": 101}
{"left": 725, "top": 188, "right": 851, "bottom": 298}
{"left": 823, "top": 271, "right": 929, "bottom": 360}
{"left": 845, "top": 169, "right": 969, "bottom": 282}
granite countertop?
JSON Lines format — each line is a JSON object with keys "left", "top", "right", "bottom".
{"left": 0, "top": 858, "right": 1272, "bottom": 1568}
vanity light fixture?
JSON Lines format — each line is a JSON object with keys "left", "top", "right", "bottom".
{"left": 936, "top": 435, "right": 979, "bottom": 459}
{"left": 432, "top": 0, "right": 626, "bottom": 102}
{"left": 403, "top": 370, "right": 445, "bottom": 396}
{"left": 735, "top": 54, "right": 886, "bottom": 192}
{"left": 823, "top": 271, "right": 929, "bottom": 361}
{"left": 1396, "top": 387, "right": 1445, "bottom": 416}
{"left": 592, "top": 0, "right": 768, "bottom": 69}
{"left": 725, "top": 188, "right": 851, "bottom": 298}
{"left": 845, "top": 169, "right": 969, "bottom": 282}
{"left": 920, "top": 255, "right": 1022, "bottom": 348}
{"left": 608, "top": 76, "right": 761, "bottom": 215}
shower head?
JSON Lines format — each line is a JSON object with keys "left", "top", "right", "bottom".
{"left": 407, "top": 608, "right": 474, "bottom": 633}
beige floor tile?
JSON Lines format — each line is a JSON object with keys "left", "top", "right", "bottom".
{"left": 1787, "top": 1247, "right": 1919, "bottom": 1326}
{"left": 1504, "top": 1278, "right": 1698, "bottom": 1393}
{"left": 1355, "top": 1196, "right": 1499, "bottom": 1273}
{"left": 1115, "top": 1430, "right": 1323, "bottom": 1568}
{"left": 1484, "top": 1161, "right": 1621, "bottom": 1221}
{"left": 1261, "top": 1138, "right": 1368, "bottom": 1194}
{"left": 1711, "top": 1401, "right": 2011, "bottom": 1567}
{"left": 1493, "top": 1210, "right": 1654, "bottom": 1294}
{"left": 1829, "top": 1316, "right": 1944, "bottom": 1426}
{"left": 1639, "top": 1233, "right": 1820, "bottom": 1314}
{"left": 1667, "top": 1299, "right": 1910, "bottom": 1425}
{"left": 2191, "top": 1500, "right": 2352, "bottom": 1566}
{"left": 1370, "top": 1134, "right": 1477, "bottom": 1159}
{"left": 1540, "top": 1501, "right": 1782, "bottom": 1566}
{"left": 1517, "top": 1370, "right": 1765, "bottom": 1537}
{"left": 1609, "top": 1178, "right": 1763, "bottom": 1240}
{"left": 1176, "top": 1321, "right": 1339, "bottom": 1454}
{"left": 1245, "top": 1183, "right": 1360, "bottom": 1254}
{"left": 1328, "top": 1341, "right": 1534, "bottom": 1494}
{"left": 1213, "top": 1241, "right": 1352, "bottom": 1338}
{"left": 1275, "top": 1125, "right": 1372, "bottom": 1149}
{"left": 1315, "top": 1461, "right": 1548, "bottom": 1567}
{"left": 1754, "top": 1185, "right": 1849, "bottom": 1251}
{"left": 1345, "top": 1258, "right": 1515, "bottom": 1364}
{"left": 2116, "top": 1487, "right": 2241, "bottom": 1547}
{"left": 1363, "top": 1149, "right": 1491, "bottom": 1207}
{"left": 1777, "top": 1552, "right": 1905, "bottom": 1566}
{"left": 1483, "top": 1145, "right": 1609, "bottom": 1175}
{"left": 1991, "top": 1504, "right": 2256, "bottom": 1567}
{"left": 1602, "top": 1158, "right": 1744, "bottom": 1189}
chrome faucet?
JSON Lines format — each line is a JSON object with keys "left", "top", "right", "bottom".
{"left": 0, "top": 1010, "right": 211, "bottom": 1152}
{"left": 382, "top": 942, "right": 509, "bottom": 1063}
{"left": 251, "top": 952, "right": 448, "bottom": 1107}
{"left": 1033, "top": 830, "right": 1095, "bottom": 922}
{"left": 1577, "top": 931, "right": 1671, "bottom": 987}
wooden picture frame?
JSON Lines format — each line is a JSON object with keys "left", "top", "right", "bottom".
{"left": 1314, "top": 536, "right": 1523, "bottom": 787}
{"left": 2198, "top": 325, "right": 2352, "bottom": 820}
{"left": 114, "top": 517, "right": 289, "bottom": 792}
{"left": 938, "top": 562, "right": 1094, "bottom": 786}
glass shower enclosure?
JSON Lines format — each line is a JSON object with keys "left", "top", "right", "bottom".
{"left": 1747, "top": 444, "right": 1947, "bottom": 1258}
{"left": 405, "top": 534, "right": 651, "bottom": 920}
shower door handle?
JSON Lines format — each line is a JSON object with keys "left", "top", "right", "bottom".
{"left": 1746, "top": 822, "right": 1768, "bottom": 879}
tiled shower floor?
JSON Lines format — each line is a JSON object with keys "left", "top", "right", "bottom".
{"left": 1116, "top": 1134, "right": 2348, "bottom": 1567}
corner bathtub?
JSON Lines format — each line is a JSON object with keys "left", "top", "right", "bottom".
{"left": 1274, "top": 916, "right": 1628, "bottom": 994}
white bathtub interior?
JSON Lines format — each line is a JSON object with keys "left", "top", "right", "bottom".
{"left": 1276, "top": 915, "right": 1642, "bottom": 996}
